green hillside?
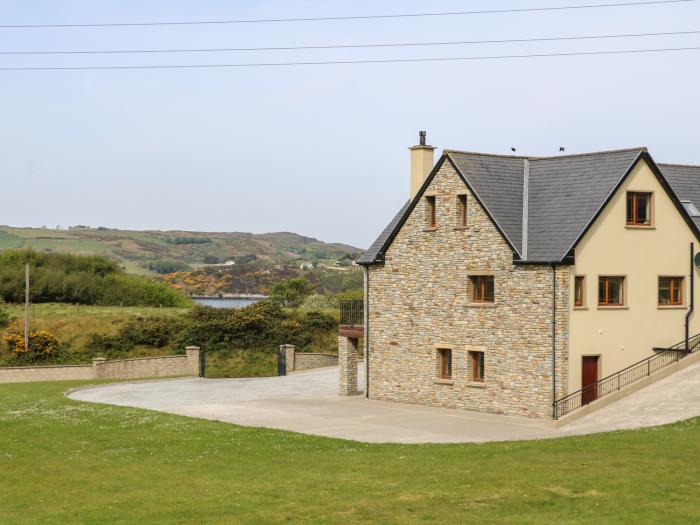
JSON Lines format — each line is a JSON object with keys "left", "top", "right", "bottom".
{"left": 0, "top": 225, "right": 362, "bottom": 276}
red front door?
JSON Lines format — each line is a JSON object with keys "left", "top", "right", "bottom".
{"left": 581, "top": 356, "right": 599, "bottom": 405}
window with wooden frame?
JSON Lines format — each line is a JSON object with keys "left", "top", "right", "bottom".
{"left": 659, "top": 276, "right": 684, "bottom": 306}
{"left": 574, "top": 276, "right": 585, "bottom": 307}
{"left": 471, "top": 275, "right": 495, "bottom": 303}
{"left": 426, "top": 195, "right": 437, "bottom": 229}
{"left": 598, "top": 276, "right": 625, "bottom": 306}
{"left": 437, "top": 348, "right": 452, "bottom": 380}
{"left": 469, "top": 351, "right": 485, "bottom": 382}
{"left": 626, "top": 192, "right": 652, "bottom": 226}
{"left": 456, "top": 194, "right": 468, "bottom": 227}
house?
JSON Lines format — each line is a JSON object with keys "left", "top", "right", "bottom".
{"left": 340, "top": 132, "right": 700, "bottom": 420}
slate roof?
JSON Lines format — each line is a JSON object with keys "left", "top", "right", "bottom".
{"left": 359, "top": 147, "right": 700, "bottom": 265}
{"left": 660, "top": 163, "right": 700, "bottom": 230}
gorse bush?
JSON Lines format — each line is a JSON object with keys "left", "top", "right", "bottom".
{"left": 0, "top": 250, "right": 189, "bottom": 307}
{"left": 3, "top": 321, "right": 59, "bottom": 362}
{"left": 87, "top": 316, "right": 179, "bottom": 356}
{"left": 0, "top": 300, "right": 9, "bottom": 328}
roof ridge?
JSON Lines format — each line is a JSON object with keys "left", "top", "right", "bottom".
{"left": 659, "top": 162, "right": 700, "bottom": 169}
{"left": 444, "top": 149, "right": 526, "bottom": 159}
{"left": 528, "top": 147, "right": 647, "bottom": 161}
{"left": 444, "top": 146, "right": 647, "bottom": 161}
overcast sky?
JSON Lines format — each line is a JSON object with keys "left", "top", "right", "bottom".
{"left": 1, "top": 0, "right": 699, "bottom": 248}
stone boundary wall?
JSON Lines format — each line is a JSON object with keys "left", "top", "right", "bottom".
{"left": 0, "top": 364, "right": 93, "bottom": 384}
{"left": 280, "top": 344, "right": 338, "bottom": 373}
{"left": 294, "top": 352, "right": 339, "bottom": 372}
{"left": 0, "top": 346, "right": 201, "bottom": 384}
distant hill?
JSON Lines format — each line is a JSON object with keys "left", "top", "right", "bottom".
{"left": 0, "top": 226, "right": 362, "bottom": 276}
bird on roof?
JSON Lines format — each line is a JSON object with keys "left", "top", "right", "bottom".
{"left": 559, "top": 146, "right": 566, "bottom": 152}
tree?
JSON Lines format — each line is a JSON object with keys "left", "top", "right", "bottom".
{"left": 268, "top": 278, "right": 315, "bottom": 308}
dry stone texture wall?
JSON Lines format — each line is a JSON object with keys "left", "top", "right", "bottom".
{"left": 368, "top": 161, "right": 570, "bottom": 418}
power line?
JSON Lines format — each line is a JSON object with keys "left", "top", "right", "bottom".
{"left": 0, "top": 0, "right": 695, "bottom": 29}
{"left": 0, "top": 45, "right": 698, "bottom": 71}
{"left": 2, "top": 29, "right": 699, "bottom": 55}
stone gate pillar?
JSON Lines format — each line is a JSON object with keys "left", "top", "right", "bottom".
{"left": 338, "top": 336, "right": 359, "bottom": 396}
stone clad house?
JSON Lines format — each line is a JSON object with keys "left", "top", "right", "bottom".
{"left": 347, "top": 133, "right": 700, "bottom": 419}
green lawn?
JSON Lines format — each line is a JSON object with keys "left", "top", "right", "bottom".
{"left": 1, "top": 382, "right": 699, "bottom": 524}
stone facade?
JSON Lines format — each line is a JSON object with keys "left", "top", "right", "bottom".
{"left": 338, "top": 336, "right": 359, "bottom": 396}
{"left": 0, "top": 347, "right": 201, "bottom": 384}
{"left": 367, "top": 161, "right": 570, "bottom": 418}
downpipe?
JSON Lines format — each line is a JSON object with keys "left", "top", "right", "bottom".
{"left": 551, "top": 264, "right": 557, "bottom": 419}
{"left": 364, "top": 266, "right": 370, "bottom": 399}
{"left": 686, "top": 242, "right": 695, "bottom": 351}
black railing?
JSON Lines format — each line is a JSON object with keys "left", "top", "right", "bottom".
{"left": 340, "top": 300, "right": 364, "bottom": 326}
{"left": 553, "top": 333, "right": 700, "bottom": 419}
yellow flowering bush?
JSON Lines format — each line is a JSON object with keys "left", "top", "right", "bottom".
{"left": 3, "top": 321, "right": 59, "bottom": 361}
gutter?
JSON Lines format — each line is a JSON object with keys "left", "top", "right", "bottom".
{"left": 686, "top": 242, "right": 695, "bottom": 350}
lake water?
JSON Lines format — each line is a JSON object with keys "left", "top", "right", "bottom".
{"left": 194, "top": 297, "right": 264, "bottom": 309}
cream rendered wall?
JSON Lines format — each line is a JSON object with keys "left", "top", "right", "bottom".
{"left": 568, "top": 158, "right": 700, "bottom": 393}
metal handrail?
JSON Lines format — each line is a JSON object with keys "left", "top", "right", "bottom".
{"left": 553, "top": 333, "right": 700, "bottom": 419}
{"left": 339, "top": 300, "right": 364, "bottom": 327}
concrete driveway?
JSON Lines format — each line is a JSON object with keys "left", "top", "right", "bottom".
{"left": 67, "top": 361, "right": 700, "bottom": 443}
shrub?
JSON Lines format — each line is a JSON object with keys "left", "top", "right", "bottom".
{"left": 145, "top": 260, "right": 191, "bottom": 274}
{"left": 87, "top": 316, "right": 178, "bottom": 356}
{"left": 0, "top": 249, "right": 190, "bottom": 307}
{"left": 3, "top": 321, "right": 59, "bottom": 361}
{"left": 0, "top": 300, "right": 9, "bottom": 328}
{"left": 269, "top": 278, "right": 315, "bottom": 308}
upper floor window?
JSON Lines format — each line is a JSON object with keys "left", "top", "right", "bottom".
{"left": 659, "top": 276, "right": 684, "bottom": 306}
{"left": 456, "top": 194, "right": 468, "bottom": 227}
{"left": 626, "top": 192, "right": 652, "bottom": 226}
{"left": 426, "top": 196, "right": 437, "bottom": 229}
{"left": 471, "top": 275, "right": 495, "bottom": 303}
{"left": 599, "top": 276, "right": 625, "bottom": 306}
{"left": 574, "top": 276, "right": 585, "bottom": 307}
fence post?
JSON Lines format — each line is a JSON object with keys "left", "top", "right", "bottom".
{"left": 92, "top": 357, "right": 107, "bottom": 379}
{"left": 185, "top": 346, "right": 202, "bottom": 377}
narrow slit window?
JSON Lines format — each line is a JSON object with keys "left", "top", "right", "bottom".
{"left": 471, "top": 275, "right": 495, "bottom": 303}
{"left": 599, "top": 276, "right": 625, "bottom": 306}
{"left": 659, "top": 276, "right": 684, "bottom": 306}
{"left": 438, "top": 348, "right": 452, "bottom": 380}
{"left": 426, "top": 196, "right": 436, "bottom": 228}
{"left": 626, "top": 192, "right": 652, "bottom": 226}
{"left": 575, "top": 276, "right": 585, "bottom": 307}
{"left": 470, "top": 351, "right": 485, "bottom": 382}
{"left": 457, "top": 194, "right": 467, "bottom": 227}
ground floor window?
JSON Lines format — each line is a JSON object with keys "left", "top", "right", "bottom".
{"left": 659, "top": 276, "right": 684, "bottom": 306}
{"left": 437, "top": 348, "right": 452, "bottom": 380}
{"left": 469, "top": 351, "right": 484, "bottom": 382}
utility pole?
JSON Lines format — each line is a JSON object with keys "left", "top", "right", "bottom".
{"left": 24, "top": 262, "right": 29, "bottom": 352}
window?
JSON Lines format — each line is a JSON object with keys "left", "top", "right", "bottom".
{"left": 438, "top": 348, "right": 452, "bottom": 380}
{"left": 659, "top": 277, "right": 684, "bottom": 306}
{"left": 599, "top": 276, "right": 625, "bottom": 306}
{"left": 426, "top": 196, "right": 436, "bottom": 228}
{"left": 470, "top": 351, "right": 484, "bottom": 382}
{"left": 575, "top": 276, "right": 585, "bottom": 307}
{"left": 626, "top": 192, "right": 652, "bottom": 226}
{"left": 471, "top": 275, "right": 495, "bottom": 303}
{"left": 457, "top": 194, "right": 468, "bottom": 227}
{"left": 682, "top": 200, "right": 700, "bottom": 217}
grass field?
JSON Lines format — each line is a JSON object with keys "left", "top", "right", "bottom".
{"left": 1, "top": 381, "right": 699, "bottom": 524}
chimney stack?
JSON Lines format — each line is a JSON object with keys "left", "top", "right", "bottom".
{"left": 409, "top": 131, "right": 436, "bottom": 199}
